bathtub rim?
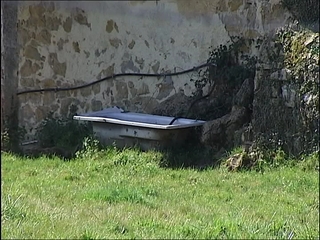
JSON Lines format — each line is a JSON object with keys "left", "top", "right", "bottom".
{"left": 73, "top": 116, "right": 205, "bottom": 130}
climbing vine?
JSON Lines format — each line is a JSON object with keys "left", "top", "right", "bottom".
{"left": 189, "top": 37, "right": 257, "bottom": 120}
{"left": 281, "top": 0, "right": 319, "bottom": 25}
{"left": 275, "top": 25, "right": 319, "bottom": 154}
{"left": 252, "top": 23, "right": 319, "bottom": 156}
{"left": 192, "top": 37, "right": 257, "bottom": 96}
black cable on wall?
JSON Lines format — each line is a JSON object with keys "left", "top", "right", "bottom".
{"left": 16, "top": 62, "right": 216, "bottom": 95}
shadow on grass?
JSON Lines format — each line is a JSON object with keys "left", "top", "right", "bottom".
{"left": 158, "top": 142, "right": 223, "bottom": 171}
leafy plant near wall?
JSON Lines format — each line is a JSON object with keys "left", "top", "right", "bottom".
{"left": 253, "top": 23, "right": 319, "bottom": 156}
{"left": 1, "top": 119, "right": 26, "bottom": 153}
{"left": 36, "top": 112, "right": 93, "bottom": 151}
{"left": 192, "top": 37, "right": 257, "bottom": 94}
{"left": 1, "top": 104, "right": 26, "bottom": 153}
{"left": 281, "top": 0, "right": 319, "bottom": 25}
{"left": 189, "top": 37, "right": 257, "bottom": 119}
{"left": 275, "top": 25, "right": 319, "bottom": 153}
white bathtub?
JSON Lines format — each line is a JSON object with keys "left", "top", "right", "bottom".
{"left": 73, "top": 107, "right": 206, "bottom": 150}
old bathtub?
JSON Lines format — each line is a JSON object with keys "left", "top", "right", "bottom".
{"left": 73, "top": 107, "right": 206, "bottom": 150}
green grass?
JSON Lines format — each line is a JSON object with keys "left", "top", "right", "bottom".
{"left": 1, "top": 148, "right": 319, "bottom": 239}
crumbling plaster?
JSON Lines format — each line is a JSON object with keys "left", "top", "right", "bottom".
{"left": 11, "top": 0, "right": 291, "bottom": 140}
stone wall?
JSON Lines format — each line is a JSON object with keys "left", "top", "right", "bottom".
{"left": 4, "top": 0, "right": 292, "bottom": 141}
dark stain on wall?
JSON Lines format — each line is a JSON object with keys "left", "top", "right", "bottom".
{"left": 20, "top": 59, "right": 40, "bottom": 77}
{"left": 72, "top": 41, "right": 80, "bottom": 53}
{"left": 121, "top": 59, "right": 140, "bottom": 73}
{"left": 24, "top": 45, "right": 41, "bottom": 61}
{"left": 128, "top": 40, "right": 135, "bottom": 49}
{"left": 109, "top": 38, "right": 122, "bottom": 48}
{"left": 114, "top": 22, "right": 119, "bottom": 32}
{"left": 156, "top": 75, "right": 174, "bottom": 100}
{"left": 135, "top": 56, "right": 145, "bottom": 69}
{"left": 106, "top": 20, "right": 114, "bottom": 33}
{"left": 63, "top": 16, "right": 73, "bottom": 32}
{"left": 57, "top": 38, "right": 64, "bottom": 50}
{"left": 36, "top": 29, "right": 51, "bottom": 45}
{"left": 73, "top": 7, "right": 91, "bottom": 28}
{"left": 144, "top": 40, "right": 150, "bottom": 48}
{"left": 84, "top": 50, "right": 90, "bottom": 58}
{"left": 151, "top": 61, "right": 160, "bottom": 73}
{"left": 106, "top": 19, "right": 119, "bottom": 33}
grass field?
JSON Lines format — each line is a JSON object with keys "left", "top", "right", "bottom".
{"left": 1, "top": 147, "right": 319, "bottom": 239}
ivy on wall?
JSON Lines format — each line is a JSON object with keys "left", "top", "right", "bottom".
{"left": 281, "top": 0, "right": 319, "bottom": 24}
{"left": 253, "top": 23, "right": 319, "bottom": 156}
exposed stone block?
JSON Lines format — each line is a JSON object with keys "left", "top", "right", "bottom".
{"left": 115, "top": 81, "right": 128, "bottom": 100}
{"left": 63, "top": 16, "right": 72, "bottom": 32}
{"left": 91, "top": 99, "right": 102, "bottom": 111}
{"left": 48, "top": 53, "right": 66, "bottom": 77}
{"left": 36, "top": 29, "right": 51, "bottom": 45}
{"left": 35, "top": 106, "right": 50, "bottom": 122}
{"left": 137, "top": 83, "right": 150, "bottom": 96}
{"left": 24, "top": 45, "right": 41, "bottom": 60}
{"left": 20, "top": 78, "right": 35, "bottom": 88}
{"left": 43, "top": 92, "right": 56, "bottom": 105}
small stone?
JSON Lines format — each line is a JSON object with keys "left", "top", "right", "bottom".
{"left": 20, "top": 78, "right": 35, "bottom": 88}
{"left": 45, "top": 16, "right": 61, "bottom": 31}
{"left": 129, "top": 88, "right": 138, "bottom": 98}
{"left": 115, "top": 81, "right": 128, "bottom": 100}
{"left": 24, "top": 45, "right": 41, "bottom": 60}
{"left": 18, "top": 28, "right": 31, "bottom": 45}
{"left": 228, "top": 0, "right": 243, "bottom": 12}
{"left": 48, "top": 53, "right": 67, "bottom": 77}
{"left": 63, "top": 16, "right": 72, "bottom": 33}
{"left": 60, "top": 98, "right": 74, "bottom": 116}
{"left": 43, "top": 92, "right": 56, "bottom": 105}
{"left": 42, "top": 79, "right": 56, "bottom": 88}
{"left": 109, "top": 38, "right": 122, "bottom": 49}
{"left": 128, "top": 40, "right": 135, "bottom": 49}
{"left": 36, "top": 29, "right": 51, "bottom": 45}
{"left": 73, "top": 41, "right": 80, "bottom": 53}
{"left": 152, "top": 61, "right": 160, "bottom": 73}
{"left": 92, "top": 84, "right": 100, "bottom": 94}
{"left": 20, "top": 60, "right": 33, "bottom": 77}
{"left": 73, "top": 8, "right": 91, "bottom": 28}
{"left": 91, "top": 99, "right": 102, "bottom": 111}
{"left": 35, "top": 106, "right": 50, "bottom": 122}
{"left": 128, "top": 81, "right": 134, "bottom": 88}
{"left": 80, "top": 87, "right": 91, "bottom": 97}
{"left": 137, "top": 83, "right": 150, "bottom": 95}
{"left": 106, "top": 20, "right": 114, "bottom": 33}
{"left": 21, "top": 104, "right": 34, "bottom": 121}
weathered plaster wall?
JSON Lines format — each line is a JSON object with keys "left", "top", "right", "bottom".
{"left": 14, "top": 0, "right": 291, "bottom": 140}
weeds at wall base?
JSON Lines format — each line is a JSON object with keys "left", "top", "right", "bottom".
{"left": 1, "top": 117, "right": 26, "bottom": 154}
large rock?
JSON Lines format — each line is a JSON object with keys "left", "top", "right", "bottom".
{"left": 201, "top": 105, "right": 249, "bottom": 149}
{"left": 200, "top": 78, "right": 253, "bottom": 149}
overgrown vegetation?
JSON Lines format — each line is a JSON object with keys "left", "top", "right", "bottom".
{"left": 1, "top": 118, "right": 26, "bottom": 153}
{"left": 189, "top": 37, "right": 257, "bottom": 120}
{"left": 281, "top": 0, "right": 319, "bottom": 26}
{"left": 1, "top": 146, "right": 319, "bottom": 239}
{"left": 278, "top": 25, "right": 318, "bottom": 154}
{"left": 252, "top": 24, "right": 319, "bottom": 157}
{"left": 36, "top": 112, "right": 93, "bottom": 152}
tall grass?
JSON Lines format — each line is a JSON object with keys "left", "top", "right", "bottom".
{"left": 1, "top": 148, "right": 319, "bottom": 239}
